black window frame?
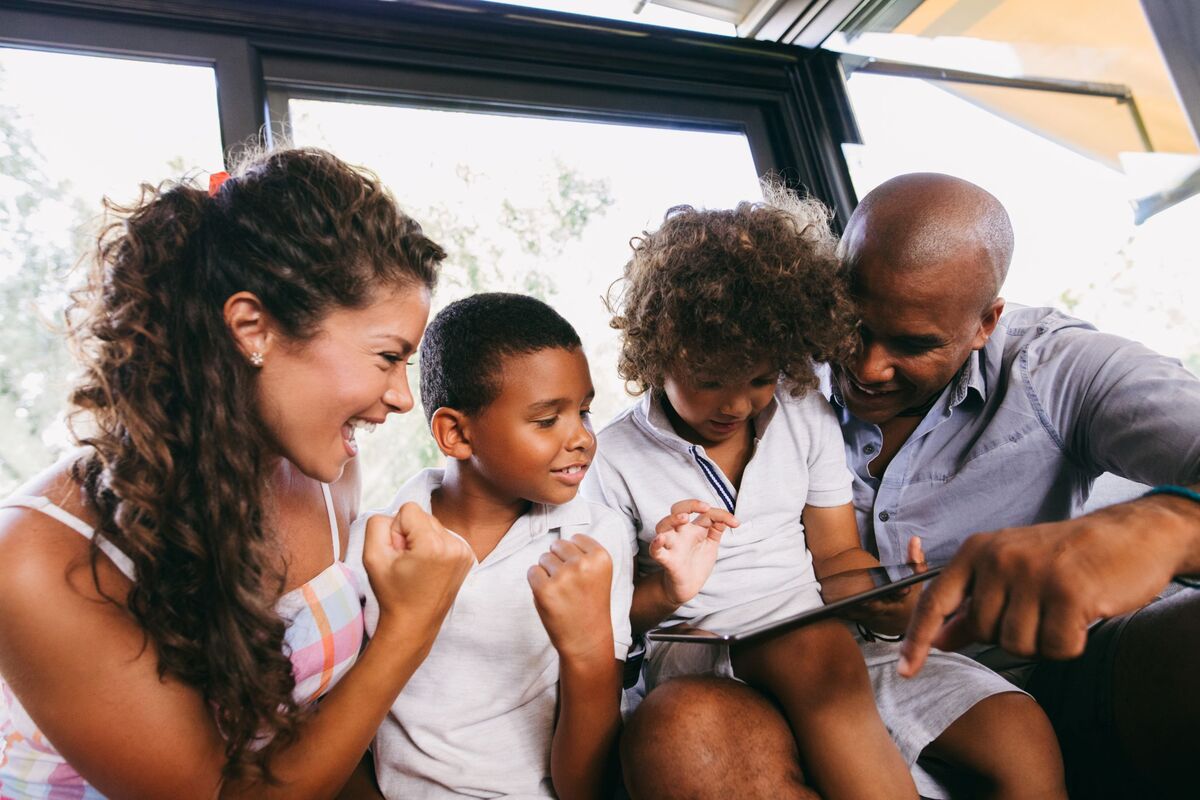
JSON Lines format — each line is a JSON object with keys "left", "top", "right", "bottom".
{"left": 0, "top": 0, "right": 860, "bottom": 223}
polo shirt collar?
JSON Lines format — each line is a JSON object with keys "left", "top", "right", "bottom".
{"left": 537, "top": 493, "right": 593, "bottom": 533}
{"left": 635, "top": 387, "right": 782, "bottom": 453}
{"left": 408, "top": 468, "right": 592, "bottom": 542}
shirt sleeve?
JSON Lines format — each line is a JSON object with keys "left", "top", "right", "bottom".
{"left": 803, "top": 392, "right": 856, "bottom": 507}
{"left": 609, "top": 520, "right": 635, "bottom": 661}
{"left": 1026, "top": 325, "right": 1200, "bottom": 485}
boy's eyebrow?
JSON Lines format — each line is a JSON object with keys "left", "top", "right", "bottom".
{"left": 526, "top": 399, "right": 564, "bottom": 413}
{"left": 526, "top": 389, "right": 595, "bottom": 413}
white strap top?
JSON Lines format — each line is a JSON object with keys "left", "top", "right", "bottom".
{"left": 0, "top": 494, "right": 138, "bottom": 580}
{"left": 0, "top": 482, "right": 341, "bottom": 579}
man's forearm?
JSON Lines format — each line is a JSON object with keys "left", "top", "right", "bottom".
{"left": 1139, "top": 482, "right": 1200, "bottom": 577}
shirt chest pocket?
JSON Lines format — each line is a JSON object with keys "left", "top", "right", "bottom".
{"left": 907, "top": 417, "right": 1052, "bottom": 485}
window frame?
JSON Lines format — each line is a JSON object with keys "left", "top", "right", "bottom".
{"left": 0, "top": 0, "right": 859, "bottom": 223}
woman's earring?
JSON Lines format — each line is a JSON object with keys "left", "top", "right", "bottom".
{"left": 249, "top": 351, "right": 264, "bottom": 368}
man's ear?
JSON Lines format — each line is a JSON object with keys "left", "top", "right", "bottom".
{"left": 223, "top": 291, "right": 274, "bottom": 364}
{"left": 430, "top": 407, "right": 473, "bottom": 460}
{"left": 972, "top": 297, "right": 1005, "bottom": 350}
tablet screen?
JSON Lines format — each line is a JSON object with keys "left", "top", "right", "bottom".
{"left": 645, "top": 563, "right": 941, "bottom": 644}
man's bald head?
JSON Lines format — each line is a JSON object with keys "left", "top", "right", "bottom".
{"left": 840, "top": 173, "right": 1013, "bottom": 310}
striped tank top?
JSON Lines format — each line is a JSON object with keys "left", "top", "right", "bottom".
{"left": 0, "top": 484, "right": 365, "bottom": 799}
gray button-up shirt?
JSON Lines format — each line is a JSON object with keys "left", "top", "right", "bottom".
{"left": 827, "top": 305, "right": 1200, "bottom": 566}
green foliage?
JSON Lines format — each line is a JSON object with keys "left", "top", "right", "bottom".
{"left": 0, "top": 77, "right": 615, "bottom": 507}
{"left": 356, "top": 160, "right": 615, "bottom": 509}
{"left": 0, "top": 64, "right": 89, "bottom": 493}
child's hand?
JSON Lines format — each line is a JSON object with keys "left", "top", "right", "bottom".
{"left": 847, "top": 537, "right": 926, "bottom": 636}
{"left": 650, "top": 499, "right": 739, "bottom": 606}
{"left": 528, "top": 534, "right": 614, "bottom": 663}
{"left": 364, "top": 503, "right": 475, "bottom": 640}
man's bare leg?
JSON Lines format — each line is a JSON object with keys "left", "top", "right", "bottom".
{"left": 620, "top": 676, "right": 816, "bottom": 800}
{"left": 923, "top": 692, "right": 1066, "bottom": 800}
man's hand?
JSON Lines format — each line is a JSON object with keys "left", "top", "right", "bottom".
{"left": 363, "top": 503, "right": 475, "bottom": 641}
{"left": 899, "top": 495, "right": 1200, "bottom": 677}
{"left": 528, "top": 534, "right": 614, "bottom": 662}
{"left": 649, "top": 499, "right": 739, "bottom": 606}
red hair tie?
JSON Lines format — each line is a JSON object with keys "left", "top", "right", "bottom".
{"left": 208, "top": 171, "right": 231, "bottom": 197}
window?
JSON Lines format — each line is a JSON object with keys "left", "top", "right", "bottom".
{"left": 286, "top": 99, "right": 761, "bottom": 506}
{"left": 0, "top": 47, "right": 223, "bottom": 494}
{"left": 1, "top": 0, "right": 847, "bottom": 497}
{"left": 831, "top": 0, "right": 1200, "bottom": 373}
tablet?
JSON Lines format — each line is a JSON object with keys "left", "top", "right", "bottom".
{"left": 645, "top": 563, "right": 942, "bottom": 644}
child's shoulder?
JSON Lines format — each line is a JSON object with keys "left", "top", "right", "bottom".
{"left": 348, "top": 468, "right": 441, "bottom": 538}
{"left": 593, "top": 398, "right": 643, "bottom": 442}
{"left": 773, "top": 385, "right": 839, "bottom": 422}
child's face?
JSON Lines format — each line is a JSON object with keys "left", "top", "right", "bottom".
{"left": 465, "top": 346, "right": 596, "bottom": 506}
{"left": 662, "top": 360, "right": 778, "bottom": 447}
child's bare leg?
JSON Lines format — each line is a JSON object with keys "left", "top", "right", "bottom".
{"left": 923, "top": 692, "right": 1067, "bottom": 800}
{"left": 732, "top": 620, "right": 918, "bottom": 800}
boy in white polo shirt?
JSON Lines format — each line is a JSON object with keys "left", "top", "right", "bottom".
{"left": 351, "top": 293, "right": 633, "bottom": 799}
{"left": 584, "top": 196, "right": 1065, "bottom": 799}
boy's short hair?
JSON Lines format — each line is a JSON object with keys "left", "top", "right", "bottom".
{"left": 607, "top": 188, "right": 858, "bottom": 396}
{"left": 420, "top": 292, "right": 582, "bottom": 422}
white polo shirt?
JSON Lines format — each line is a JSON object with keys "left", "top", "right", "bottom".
{"left": 347, "top": 469, "right": 634, "bottom": 800}
{"left": 582, "top": 386, "right": 853, "bottom": 631}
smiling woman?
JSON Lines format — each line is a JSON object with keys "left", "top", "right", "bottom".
{"left": 0, "top": 147, "right": 475, "bottom": 799}
{"left": 252, "top": 285, "right": 431, "bottom": 475}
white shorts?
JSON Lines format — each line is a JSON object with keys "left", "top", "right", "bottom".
{"left": 642, "top": 625, "right": 1024, "bottom": 766}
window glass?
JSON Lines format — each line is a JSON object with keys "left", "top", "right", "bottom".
{"left": 833, "top": 0, "right": 1199, "bottom": 386}
{"left": 287, "top": 99, "right": 762, "bottom": 507}
{"left": 0, "top": 47, "right": 224, "bottom": 494}
{"left": 842, "top": 69, "right": 1199, "bottom": 369}
{"left": 472, "top": 0, "right": 736, "bottom": 35}
{"left": 828, "top": 0, "right": 1194, "bottom": 157}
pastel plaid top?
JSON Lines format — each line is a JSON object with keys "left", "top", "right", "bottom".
{"left": 0, "top": 483, "right": 365, "bottom": 799}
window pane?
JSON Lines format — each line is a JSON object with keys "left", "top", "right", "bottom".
{"left": 287, "top": 99, "right": 762, "bottom": 507}
{"left": 828, "top": 0, "right": 1197, "bottom": 160}
{"left": 0, "top": 47, "right": 224, "bottom": 493}
{"left": 842, "top": 70, "right": 1200, "bottom": 375}
{"left": 471, "top": 0, "right": 736, "bottom": 35}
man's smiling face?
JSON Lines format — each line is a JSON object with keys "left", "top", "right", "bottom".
{"left": 834, "top": 246, "right": 999, "bottom": 425}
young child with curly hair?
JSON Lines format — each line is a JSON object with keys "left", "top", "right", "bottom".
{"left": 583, "top": 194, "right": 1066, "bottom": 799}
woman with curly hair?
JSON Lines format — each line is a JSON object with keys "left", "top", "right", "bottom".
{"left": 0, "top": 148, "right": 474, "bottom": 799}
{"left": 583, "top": 192, "right": 1061, "bottom": 799}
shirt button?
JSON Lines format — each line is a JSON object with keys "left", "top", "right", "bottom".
{"left": 878, "top": 511, "right": 890, "bottom": 522}
{"left": 863, "top": 443, "right": 877, "bottom": 455}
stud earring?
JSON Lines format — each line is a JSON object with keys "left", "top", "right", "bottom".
{"left": 249, "top": 351, "right": 264, "bottom": 368}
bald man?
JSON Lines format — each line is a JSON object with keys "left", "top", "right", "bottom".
{"left": 826, "top": 173, "right": 1200, "bottom": 794}
{"left": 619, "top": 174, "right": 1200, "bottom": 798}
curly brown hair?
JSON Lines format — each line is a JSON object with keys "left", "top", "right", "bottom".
{"left": 608, "top": 189, "right": 857, "bottom": 396}
{"left": 66, "top": 147, "right": 444, "bottom": 782}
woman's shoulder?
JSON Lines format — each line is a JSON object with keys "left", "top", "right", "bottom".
{"left": 0, "top": 452, "right": 125, "bottom": 606}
